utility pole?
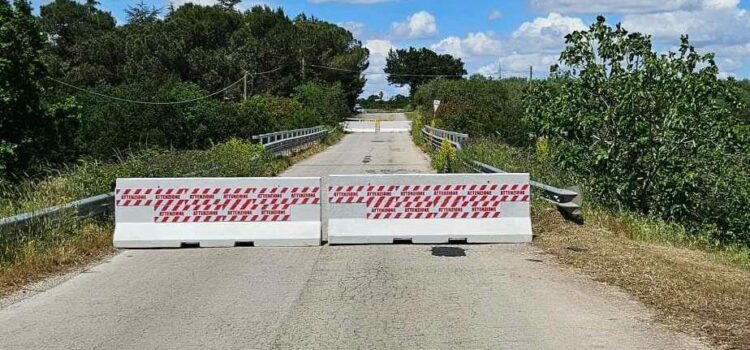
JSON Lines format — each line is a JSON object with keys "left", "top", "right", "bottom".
{"left": 529, "top": 66, "right": 533, "bottom": 84}
{"left": 300, "top": 49, "right": 306, "bottom": 81}
{"left": 243, "top": 73, "right": 247, "bottom": 101}
{"left": 498, "top": 61, "right": 502, "bottom": 80}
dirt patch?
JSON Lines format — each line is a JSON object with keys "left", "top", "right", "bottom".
{"left": 532, "top": 206, "right": 750, "bottom": 350}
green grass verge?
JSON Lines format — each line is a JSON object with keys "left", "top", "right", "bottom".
{"left": 462, "top": 137, "right": 750, "bottom": 271}
{"left": 0, "top": 132, "right": 343, "bottom": 297}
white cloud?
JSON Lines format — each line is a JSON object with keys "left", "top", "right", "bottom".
{"left": 170, "top": 0, "right": 271, "bottom": 9}
{"left": 509, "top": 12, "right": 586, "bottom": 54}
{"left": 477, "top": 53, "right": 558, "bottom": 78}
{"left": 530, "top": 0, "right": 740, "bottom": 14}
{"left": 488, "top": 9, "right": 503, "bottom": 21}
{"left": 431, "top": 32, "right": 502, "bottom": 60}
{"left": 391, "top": 11, "right": 438, "bottom": 39}
{"left": 339, "top": 21, "right": 365, "bottom": 37}
{"left": 365, "top": 39, "right": 394, "bottom": 57}
{"left": 309, "top": 0, "right": 396, "bottom": 3}
{"left": 617, "top": 1, "right": 750, "bottom": 75}
{"left": 361, "top": 39, "right": 407, "bottom": 98}
{"left": 622, "top": 7, "right": 750, "bottom": 45}
{"left": 530, "top": 0, "right": 702, "bottom": 14}
{"left": 364, "top": 39, "right": 394, "bottom": 73}
{"left": 171, "top": 0, "right": 218, "bottom": 6}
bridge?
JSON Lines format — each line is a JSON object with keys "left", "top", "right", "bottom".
{"left": 0, "top": 113, "right": 701, "bottom": 349}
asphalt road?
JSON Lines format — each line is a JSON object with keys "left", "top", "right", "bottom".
{"left": 0, "top": 113, "right": 706, "bottom": 349}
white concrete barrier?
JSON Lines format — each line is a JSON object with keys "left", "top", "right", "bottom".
{"left": 343, "top": 120, "right": 411, "bottom": 133}
{"left": 114, "top": 177, "right": 321, "bottom": 248}
{"left": 327, "top": 174, "right": 532, "bottom": 244}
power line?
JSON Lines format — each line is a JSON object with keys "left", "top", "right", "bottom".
{"left": 45, "top": 67, "right": 282, "bottom": 105}
{"left": 308, "top": 64, "right": 468, "bottom": 78}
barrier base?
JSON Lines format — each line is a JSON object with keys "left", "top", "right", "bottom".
{"left": 114, "top": 238, "right": 320, "bottom": 248}
{"left": 328, "top": 234, "right": 531, "bottom": 245}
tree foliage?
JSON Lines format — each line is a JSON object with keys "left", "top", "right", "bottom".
{"left": 525, "top": 16, "right": 749, "bottom": 244}
{"left": 0, "top": 1, "right": 366, "bottom": 179}
{"left": 1, "top": 0, "right": 80, "bottom": 176}
{"left": 414, "top": 76, "right": 528, "bottom": 145}
{"left": 385, "top": 47, "right": 466, "bottom": 96}
{"left": 357, "top": 94, "right": 410, "bottom": 110}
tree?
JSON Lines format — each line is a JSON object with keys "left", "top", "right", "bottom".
{"left": 525, "top": 16, "right": 749, "bottom": 244}
{"left": 295, "top": 15, "right": 368, "bottom": 107}
{"left": 0, "top": 0, "right": 81, "bottom": 176}
{"left": 384, "top": 47, "right": 466, "bottom": 96}
{"left": 126, "top": 0, "right": 160, "bottom": 25}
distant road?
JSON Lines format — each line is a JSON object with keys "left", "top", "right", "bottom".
{"left": 0, "top": 113, "right": 705, "bottom": 349}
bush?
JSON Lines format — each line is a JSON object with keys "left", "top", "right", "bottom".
{"left": 77, "top": 80, "right": 226, "bottom": 159}
{"left": 431, "top": 139, "right": 459, "bottom": 173}
{"left": 413, "top": 76, "right": 529, "bottom": 145}
{"left": 293, "top": 81, "right": 351, "bottom": 126}
{"left": 525, "top": 17, "right": 749, "bottom": 245}
{"left": 0, "top": 138, "right": 274, "bottom": 217}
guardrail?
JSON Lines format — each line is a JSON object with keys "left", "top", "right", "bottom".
{"left": 0, "top": 193, "right": 114, "bottom": 236}
{"left": 1, "top": 126, "right": 334, "bottom": 237}
{"left": 422, "top": 125, "right": 469, "bottom": 149}
{"left": 0, "top": 125, "right": 334, "bottom": 238}
{"left": 252, "top": 125, "right": 328, "bottom": 155}
{"left": 0, "top": 165, "right": 224, "bottom": 237}
{"left": 423, "top": 125, "right": 583, "bottom": 222}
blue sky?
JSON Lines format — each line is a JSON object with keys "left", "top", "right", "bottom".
{"left": 31, "top": 0, "right": 750, "bottom": 97}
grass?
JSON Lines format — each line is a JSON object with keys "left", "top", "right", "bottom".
{"left": 408, "top": 114, "right": 750, "bottom": 348}
{"left": 532, "top": 204, "right": 750, "bottom": 349}
{"left": 0, "top": 219, "right": 115, "bottom": 296}
{"left": 465, "top": 139, "right": 750, "bottom": 349}
{"left": 461, "top": 137, "right": 750, "bottom": 271}
{"left": 0, "top": 131, "right": 343, "bottom": 298}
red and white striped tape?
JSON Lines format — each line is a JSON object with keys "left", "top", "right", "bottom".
{"left": 116, "top": 186, "right": 319, "bottom": 223}
{"left": 328, "top": 183, "right": 527, "bottom": 220}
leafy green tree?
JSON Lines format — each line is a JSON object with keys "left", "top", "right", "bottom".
{"left": 296, "top": 15, "right": 368, "bottom": 107}
{"left": 40, "top": 0, "right": 117, "bottom": 83}
{"left": 0, "top": 0, "right": 46, "bottom": 175}
{"left": 293, "top": 82, "right": 350, "bottom": 125}
{"left": 735, "top": 79, "right": 750, "bottom": 123}
{"left": 126, "top": 0, "right": 160, "bottom": 26}
{"left": 385, "top": 47, "right": 466, "bottom": 96}
{"left": 525, "top": 16, "right": 749, "bottom": 244}
{"left": 413, "top": 77, "right": 527, "bottom": 144}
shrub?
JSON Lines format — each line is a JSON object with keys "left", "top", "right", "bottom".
{"left": 293, "top": 82, "right": 351, "bottom": 125}
{"left": 431, "top": 139, "right": 459, "bottom": 173}
{"left": 413, "top": 76, "right": 529, "bottom": 145}
{"left": 525, "top": 17, "right": 749, "bottom": 245}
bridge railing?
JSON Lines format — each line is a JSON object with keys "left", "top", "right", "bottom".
{"left": 253, "top": 125, "right": 329, "bottom": 155}
{"left": 421, "top": 125, "right": 469, "bottom": 150}
{"left": 1, "top": 126, "right": 335, "bottom": 236}
{"left": 422, "top": 125, "right": 583, "bottom": 222}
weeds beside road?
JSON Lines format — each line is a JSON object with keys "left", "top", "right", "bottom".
{"left": 411, "top": 115, "right": 749, "bottom": 349}
{"left": 0, "top": 131, "right": 343, "bottom": 298}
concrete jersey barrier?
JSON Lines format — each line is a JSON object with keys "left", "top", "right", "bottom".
{"left": 114, "top": 177, "right": 321, "bottom": 248}
{"left": 327, "top": 173, "right": 532, "bottom": 244}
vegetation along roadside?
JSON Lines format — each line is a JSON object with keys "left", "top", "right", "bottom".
{"left": 410, "top": 16, "right": 749, "bottom": 350}
{"left": 0, "top": 130, "right": 343, "bottom": 299}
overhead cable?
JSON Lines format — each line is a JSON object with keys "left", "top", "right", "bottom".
{"left": 45, "top": 67, "right": 282, "bottom": 105}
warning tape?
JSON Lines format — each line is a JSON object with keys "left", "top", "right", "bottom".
{"left": 329, "top": 184, "right": 528, "bottom": 220}
{"left": 116, "top": 186, "right": 320, "bottom": 223}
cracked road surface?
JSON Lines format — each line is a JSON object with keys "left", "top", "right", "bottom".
{"left": 0, "top": 113, "right": 706, "bottom": 349}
